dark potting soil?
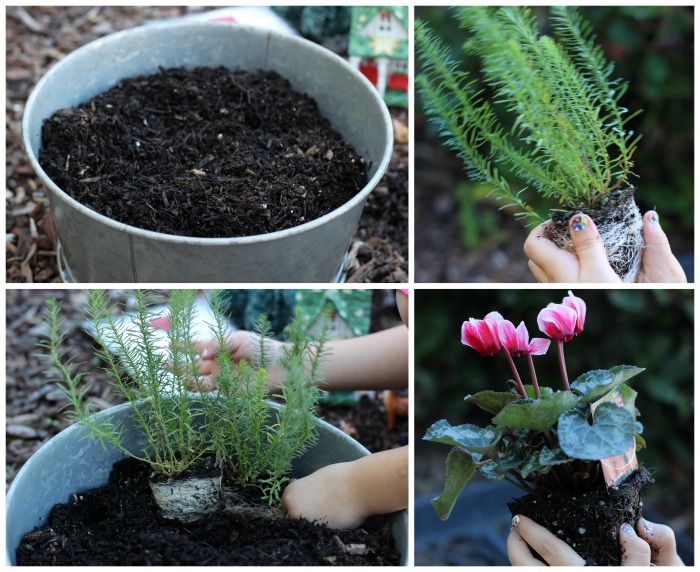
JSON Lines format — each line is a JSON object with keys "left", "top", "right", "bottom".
{"left": 39, "top": 67, "right": 368, "bottom": 238}
{"left": 508, "top": 467, "right": 652, "bottom": 566}
{"left": 16, "top": 458, "right": 400, "bottom": 566}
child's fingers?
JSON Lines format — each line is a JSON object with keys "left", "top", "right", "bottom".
{"left": 507, "top": 527, "right": 547, "bottom": 566}
{"left": 187, "top": 375, "right": 217, "bottom": 393}
{"left": 567, "top": 214, "right": 620, "bottom": 282}
{"left": 636, "top": 518, "right": 684, "bottom": 566}
{"left": 510, "top": 515, "right": 585, "bottom": 565}
{"left": 523, "top": 222, "right": 578, "bottom": 282}
{"left": 193, "top": 339, "right": 220, "bottom": 359}
{"left": 527, "top": 260, "right": 550, "bottom": 283}
{"left": 640, "top": 211, "right": 688, "bottom": 283}
{"left": 619, "top": 523, "right": 651, "bottom": 565}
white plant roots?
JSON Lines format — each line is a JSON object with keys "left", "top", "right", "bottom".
{"left": 550, "top": 192, "right": 643, "bottom": 282}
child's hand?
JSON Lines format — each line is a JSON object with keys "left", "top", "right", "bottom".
{"left": 282, "top": 462, "right": 371, "bottom": 530}
{"left": 508, "top": 514, "right": 684, "bottom": 566}
{"left": 524, "top": 211, "right": 687, "bottom": 283}
{"left": 283, "top": 447, "right": 408, "bottom": 530}
{"left": 189, "top": 331, "right": 286, "bottom": 393}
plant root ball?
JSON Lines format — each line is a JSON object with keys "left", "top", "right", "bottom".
{"left": 548, "top": 188, "right": 643, "bottom": 282}
{"left": 509, "top": 467, "right": 652, "bottom": 566}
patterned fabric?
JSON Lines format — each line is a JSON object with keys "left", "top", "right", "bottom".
{"left": 295, "top": 289, "right": 372, "bottom": 339}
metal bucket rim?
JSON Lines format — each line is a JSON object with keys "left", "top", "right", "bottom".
{"left": 21, "top": 21, "right": 393, "bottom": 246}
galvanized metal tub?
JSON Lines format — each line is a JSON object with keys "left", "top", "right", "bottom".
{"left": 22, "top": 22, "right": 393, "bottom": 283}
{"left": 6, "top": 401, "right": 408, "bottom": 565}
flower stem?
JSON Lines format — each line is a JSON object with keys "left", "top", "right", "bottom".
{"left": 503, "top": 349, "right": 527, "bottom": 398}
{"left": 526, "top": 354, "right": 541, "bottom": 399}
{"left": 556, "top": 342, "right": 570, "bottom": 391}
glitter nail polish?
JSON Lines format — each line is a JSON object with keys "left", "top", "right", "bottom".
{"left": 641, "top": 518, "right": 653, "bottom": 536}
{"left": 511, "top": 515, "right": 521, "bottom": 529}
{"left": 620, "top": 523, "right": 635, "bottom": 534}
{"left": 649, "top": 212, "right": 659, "bottom": 224}
{"left": 570, "top": 214, "right": 588, "bottom": 231}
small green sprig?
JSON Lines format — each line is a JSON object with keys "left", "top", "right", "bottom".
{"left": 416, "top": 7, "right": 642, "bottom": 223}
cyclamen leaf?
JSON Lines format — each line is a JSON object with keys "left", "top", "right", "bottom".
{"left": 524, "top": 385, "right": 553, "bottom": 399}
{"left": 424, "top": 419, "right": 499, "bottom": 453}
{"left": 492, "top": 392, "right": 578, "bottom": 430}
{"left": 480, "top": 450, "right": 522, "bottom": 481}
{"left": 464, "top": 391, "right": 519, "bottom": 415}
{"left": 520, "top": 446, "right": 571, "bottom": 479}
{"left": 558, "top": 401, "right": 635, "bottom": 460}
{"left": 571, "top": 366, "right": 645, "bottom": 404}
{"left": 431, "top": 448, "right": 477, "bottom": 520}
{"left": 635, "top": 433, "right": 647, "bottom": 450}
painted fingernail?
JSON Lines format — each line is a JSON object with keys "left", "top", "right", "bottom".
{"left": 620, "top": 523, "right": 635, "bottom": 534}
{"left": 570, "top": 214, "right": 588, "bottom": 231}
{"left": 649, "top": 212, "right": 659, "bottom": 224}
{"left": 640, "top": 518, "right": 654, "bottom": 536}
{"left": 511, "top": 515, "right": 521, "bottom": 529}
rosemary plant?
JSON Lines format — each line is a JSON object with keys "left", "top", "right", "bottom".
{"left": 42, "top": 290, "right": 327, "bottom": 504}
{"left": 43, "top": 290, "right": 207, "bottom": 477}
{"left": 206, "top": 292, "right": 328, "bottom": 504}
{"left": 416, "top": 7, "right": 642, "bottom": 223}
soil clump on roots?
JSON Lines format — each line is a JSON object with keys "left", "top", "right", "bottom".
{"left": 508, "top": 467, "right": 652, "bottom": 566}
{"left": 547, "top": 188, "right": 643, "bottom": 282}
{"left": 39, "top": 66, "right": 367, "bottom": 239}
{"left": 16, "top": 458, "right": 400, "bottom": 566}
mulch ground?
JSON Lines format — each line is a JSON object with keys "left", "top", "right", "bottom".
{"left": 6, "top": 6, "right": 407, "bottom": 283}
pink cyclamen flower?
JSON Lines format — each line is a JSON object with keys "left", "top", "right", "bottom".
{"left": 461, "top": 311, "right": 504, "bottom": 356}
{"left": 497, "top": 320, "right": 551, "bottom": 357}
{"left": 537, "top": 291, "right": 586, "bottom": 342}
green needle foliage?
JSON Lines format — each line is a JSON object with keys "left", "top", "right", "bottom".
{"left": 42, "top": 290, "right": 326, "bottom": 505}
{"left": 205, "top": 293, "right": 329, "bottom": 504}
{"left": 416, "top": 7, "right": 643, "bottom": 223}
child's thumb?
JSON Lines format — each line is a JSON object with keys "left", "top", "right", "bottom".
{"left": 641, "top": 211, "right": 675, "bottom": 263}
{"left": 568, "top": 214, "right": 610, "bottom": 272}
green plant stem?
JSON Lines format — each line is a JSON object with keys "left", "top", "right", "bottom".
{"left": 526, "top": 354, "right": 541, "bottom": 398}
{"left": 503, "top": 474, "right": 537, "bottom": 496}
{"left": 502, "top": 350, "right": 527, "bottom": 398}
{"left": 556, "top": 342, "right": 570, "bottom": 390}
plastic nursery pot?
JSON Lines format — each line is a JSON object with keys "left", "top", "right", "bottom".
{"left": 6, "top": 402, "right": 408, "bottom": 566}
{"left": 22, "top": 22, "right": 393, "bottom": 283}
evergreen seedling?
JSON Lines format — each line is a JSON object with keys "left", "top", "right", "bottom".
{"left": 417, "top": 7, "right": 645, "bottom": 280}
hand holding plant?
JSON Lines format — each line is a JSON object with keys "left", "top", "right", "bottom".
{"left": 417, "top": 7, "right": 648, "bottom": 281}
{"left": 426, "top": 291, "right": 649, "bottom": 565}
{"left": 524, "top": 211, "right": 688, "bottom": 283}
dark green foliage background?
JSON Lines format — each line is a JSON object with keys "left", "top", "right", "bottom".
{"left": 416, "top": 6, "right": 693, "bottom": 243}
{"left": 415, "top": 289, "right": 693, "bottom": 523}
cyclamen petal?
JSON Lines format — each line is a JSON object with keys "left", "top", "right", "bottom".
{"left": 526, "top": 337, "right": 551, "bottom": 355}
{"left": 461, "top": 313, "right": 503, "bottom": 356}
{"left": 497, "top": 320, "right": 549, "bottom": 357}
{"left": 537, "top": 303, "right": 579, "bottom": 342}
{"left": 562, "top": 291, "right": 586, "bottom": 334}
